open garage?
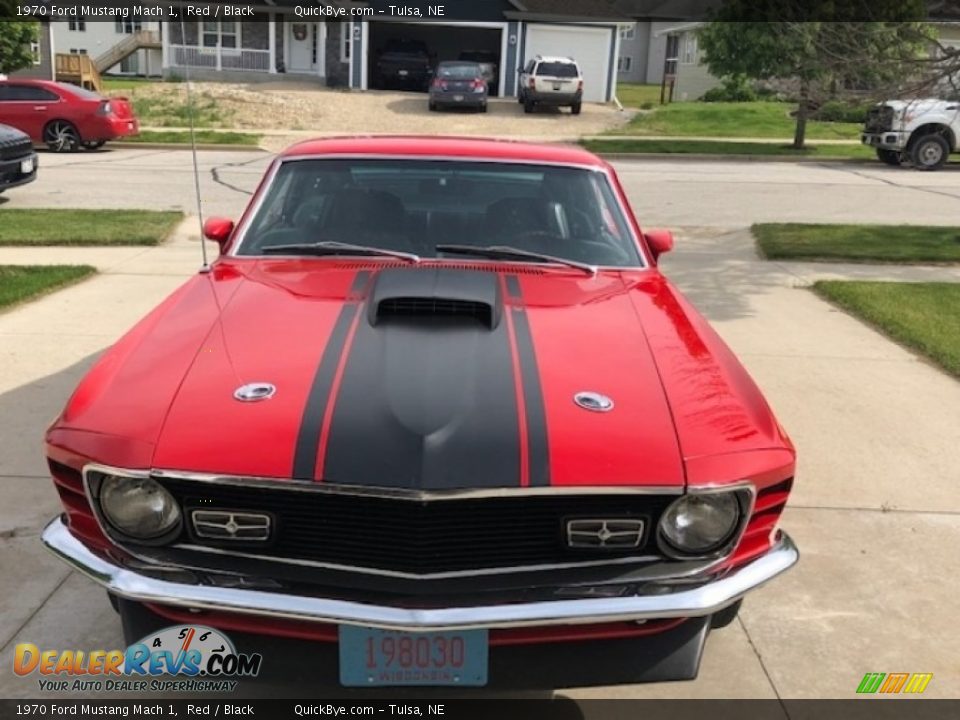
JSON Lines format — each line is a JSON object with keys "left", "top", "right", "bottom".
{"left": 521, "top": 23, "right": 614, "bottom": 103}
{"left": 367, "top": 22, "right": 506, "bottom": 96}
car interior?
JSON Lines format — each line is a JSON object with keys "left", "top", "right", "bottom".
{"left": 244, "top": 161, "right": 640, "bottom": 266}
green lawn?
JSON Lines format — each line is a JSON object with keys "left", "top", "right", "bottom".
{"left": 754, "top": 224, "right": 960, "bottom": 264}
{"left": 617, "top": 83, "right": 664, "bottom": 109}
{"left": 125, "top": 92, "right": 230, "bottom": 128}
{"left": 0, "top": 210, "right": 183, "bottom": 246}
{"left": 101, "top": 77, "right": 179, "bottom": 92}
{"left": 120, "top": 130, "right": 261, "bottom": 146}
{"left": 611, "top": 101, "right": 862, "bottom": 140}
{"left": 814, "top": 281, "right": 960, "bottom": 377}
{"left": 0, "top": 265, "right": 97, "bottom": 311}
{"left": 581, "top": 138, "right": 873, "bottom": 159}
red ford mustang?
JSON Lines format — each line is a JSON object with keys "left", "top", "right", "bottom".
{"left": 42, "top": 137, "right": 797, "bottom": 689}
{"left": 0, "top": 79, "right": 138, "bottom": 152}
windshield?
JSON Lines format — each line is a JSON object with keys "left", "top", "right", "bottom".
{"left": 237, "top": 159, "right": 642, "bottom": 267}
{"left": 437, "top": 64, "right": 482, "bottom": 79}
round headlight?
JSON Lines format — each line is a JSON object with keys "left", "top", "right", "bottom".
{"left": 659, "top": 493, "right": 741, "bottom": 556}
{"left": 99, "top": 475, "right": 181, "bottom": 540}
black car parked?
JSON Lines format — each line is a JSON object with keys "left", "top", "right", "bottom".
{"left": 0, "top": 123, "right": 37, "bottom": 193}
{"left": 375, "top": 39, "right": 434, "bottom": 91}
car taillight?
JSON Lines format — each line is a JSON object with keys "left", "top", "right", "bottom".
{"left": 578, "top": 80, "right": 583, "bottom": 92}
{"left": 472, "top": 79, "right": 485, "bottom": 92}
{"left": 528, "top": 77, "right": 536, "bottom": 89}
{"left": 97, "top": 100, "right": 112, "bottom": 116}
{"left": 432, "top": 78, "right": 447, "bottom": 90}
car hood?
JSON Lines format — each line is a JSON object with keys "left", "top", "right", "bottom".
{"left": 53, "top": 261, "right": 788, "bottom": 490}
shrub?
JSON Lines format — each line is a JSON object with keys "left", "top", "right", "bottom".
{"left": 813, "top": 100, "right": 873, "bottom": 124}
{"left": 701, "top": 76, "right": 757, "bottom": 103}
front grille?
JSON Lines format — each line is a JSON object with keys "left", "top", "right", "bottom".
{"left": 158, "top": 478, "right": 675, "bottom": 576}
{"left": 865, "top": 106, "right": 894, "bottom": 133}
{"left": 0, "top": 137, "right": 33, "bottom": 162}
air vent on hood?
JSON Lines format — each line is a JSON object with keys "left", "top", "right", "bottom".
{"left": 377, "top": 297, "right": 493, "bottom": 327}
{"left": 368, "top": 267, "right": 502, "bottom": 330}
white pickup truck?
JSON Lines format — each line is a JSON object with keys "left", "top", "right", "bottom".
{"left": 861, "top": 99, "right": 960, "bottom": 170}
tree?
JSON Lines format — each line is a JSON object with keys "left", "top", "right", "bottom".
{"left": 698, "top": 2, "right": 932, "bottom": 148}
{"left": 0, "top": 11, "right": 39, "bottom": 75}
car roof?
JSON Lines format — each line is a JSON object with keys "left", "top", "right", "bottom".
{"left": 280, "top": 136, "right": 608, "bottom": 169}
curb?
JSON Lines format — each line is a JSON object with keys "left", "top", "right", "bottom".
{"left": 592, "top": 152, "right": 875, "bottom": 164}
{"left": 112, "top": 142, "right": 266, "bottom": 152}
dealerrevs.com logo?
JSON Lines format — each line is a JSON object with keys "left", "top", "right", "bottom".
{"left": 14, "top": 625, "right": 263, "bottom": 692}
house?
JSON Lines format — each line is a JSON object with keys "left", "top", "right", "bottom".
{"left": 160, "top": 0, "right": 631, "bottom": 102}
{"left": 7, "top": 20, "right": 55, "bottom": 81}
{"left": 612, "top": 0, "right": 721, "bottom": 85}
{"left": 54, "top": 18, "right": 163, "bottom": 77}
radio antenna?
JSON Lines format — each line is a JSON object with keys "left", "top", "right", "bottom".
{"left": 179, "top": 18, "right": 210, "bottom": 273}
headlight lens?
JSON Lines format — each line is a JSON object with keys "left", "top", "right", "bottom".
{"left": 99, "top": 475, "right": 181, "bottom": 540}
{"left": 659, "top": 493, "right": 741, "bottom": 556}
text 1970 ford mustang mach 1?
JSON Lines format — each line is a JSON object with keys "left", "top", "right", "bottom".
{"left": 42, "top": 137, "right": 797, "bottom": 689}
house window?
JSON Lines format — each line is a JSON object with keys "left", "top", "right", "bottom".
{"left": 340, "top": 24, "right": 351, "bottom": 62}
{"left": 203, "top": 21, "right": 238, "bottom": 50}
{"left": 115, "top": 20, "right": 143, "bottom": 34}
{"left": 69, "top": 48, "right": 88, "bottom": 55}
{"left": 30, "top": 41, "right": 41, "bottom": 65}
{"left": 618, "top": 56, "right": 632, "bottom": 73}
{"left": 619, "top": 24, "right": 636, "bottom": 40}
{"left": 69, "top": 19, "right": 86, "bottom": 31}
{"left": 682, "top": 35, "right": 698, "bottom": 65}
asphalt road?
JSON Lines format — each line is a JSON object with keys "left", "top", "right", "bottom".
{"left": 6, "top": 147, "right": 960, "bottom": 226}
{"left": 1, "top": 148, "right": 959, "bottom": 706}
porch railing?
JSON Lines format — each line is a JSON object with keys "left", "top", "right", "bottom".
{"left": 169, "top": 45, "right": 271, "bottom": 72}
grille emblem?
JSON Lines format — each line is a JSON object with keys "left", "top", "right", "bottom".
{"left": 574, "top": 391, "right": 614, "bottom": 412}
{"left": 234, "top": 383, "right": 276, "bottom": 402}
{"left": 192, "top": 510, "right": 271, "bottom": 542}
{"left": 566, "top": 519, "right": 644, "bottom": 549}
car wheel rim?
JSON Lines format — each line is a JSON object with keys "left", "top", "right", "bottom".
{"left": 46, "top": 123, "right": 77, "bottom": 151}
{"left": 920, "top": 142, "right": 944, "bottom": 166}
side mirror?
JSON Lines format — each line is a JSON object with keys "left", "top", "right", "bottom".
{"left": 202, "top": 217, "right": 234, "bottom": 252}
{"left": 644, "top": 229, "right": 674, "bottom": 262}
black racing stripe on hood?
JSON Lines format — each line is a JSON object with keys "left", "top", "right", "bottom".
{"left": 322, "top": 268, "right": 521, "bottom": 490}
{"left": 506, "top": 274, "right": 550, "bottom": 487}
{"left": 291, "top": 271, "right": 370, "bottom": 481}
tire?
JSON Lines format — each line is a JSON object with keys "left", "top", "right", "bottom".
{"left": 524, "top": 98, "right": 535, "bottom": 114}
{"left": 428, "top": 100, "right": 437, "bottom": 111}
{"left": 517, "top": 90, "right": 525, "bottom": 104}
{"left": 571, "top": 102, "right": 582, "bottom": 115}
{"left": 43, "top": 120, "right": 81, "bottom": 152}
{"left": 83, "top": 140, "right": 106, "bottom": 151}
{"left": 479, "top": 103, "right": 488, "bottom": 114}
{"left": 876, "top": 148, "right": 902, "bottom": 166}
{"left": 909, "top": 133, "right": 949, "bottom": 171}
{"left": 710, "top": 599, "right": 742, "bottom": 629}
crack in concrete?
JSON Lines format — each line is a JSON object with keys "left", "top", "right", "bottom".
{"left": 210, "top": 154, "right": 269, "bottom": 196}
{"left": 817, "top": 162, "right": 960, "bottom": 202}
{"left": 738, "top": 616, "right": 790, "bottom": 717}
{"left": 0, "top": 570, "right": 71, "bottom": 655}
{"left": 787, "top": 504, "right": 960, "bottom": 517}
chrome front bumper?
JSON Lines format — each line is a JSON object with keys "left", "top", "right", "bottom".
{"left": 42, "top": 517, "right": 798, "bottom": 632}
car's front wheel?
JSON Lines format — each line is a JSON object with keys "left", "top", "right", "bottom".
{"left": 876, "top": 148, "right": 902, "bottom": 166}
{"left": 44, "top": 120, "right": 81, "bottom": 153}
{"left": 909, "top": 133, "right": 950, "bottom": 171}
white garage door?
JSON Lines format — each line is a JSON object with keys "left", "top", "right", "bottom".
{"left": 523, "top": 24, "right": 612, "bottom": 102}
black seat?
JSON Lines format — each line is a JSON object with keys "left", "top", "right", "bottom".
{"left": 323, "top": 189, "right": 407, "bottom": 239}
{"left": 485, "top": 197, "right": 556, "bottom": 239}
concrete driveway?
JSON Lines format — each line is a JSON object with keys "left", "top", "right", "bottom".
{"left": 1, "top": 151, "right": 958, "bottom": 704}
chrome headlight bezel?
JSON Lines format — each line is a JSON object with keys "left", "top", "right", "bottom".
{"left": 90, "top": 471, "right": 183, "bottom": 546}
{"left": 657, "top": 488, "right": 753, "bottom": 560}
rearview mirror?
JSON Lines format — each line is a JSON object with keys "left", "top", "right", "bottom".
{"left": 644, "top": 229, "right": 674, "bottom": 262}
{"left": 203, "top": 217, "right": 234, "bottom": 251}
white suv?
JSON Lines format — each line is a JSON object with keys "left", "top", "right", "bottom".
{"left": 517, "top": 56, "right": 583, "bottom": 115}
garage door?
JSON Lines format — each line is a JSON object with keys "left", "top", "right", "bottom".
{"left": 523, "top": 24, "right": 611, "bottom": 102}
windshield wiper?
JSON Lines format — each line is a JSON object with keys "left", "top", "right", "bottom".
{"left": 262, "top": 241, "right": 419, "bottom": 263}
{"left": 435, "top": 244, "right": 597, "bottom": 276}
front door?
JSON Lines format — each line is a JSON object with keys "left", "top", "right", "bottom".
{"left": 288, "top": 21, "right": 318, "bottom": 73}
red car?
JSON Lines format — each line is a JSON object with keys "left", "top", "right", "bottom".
{"left": 0, "top": 79, "right": 138, "bottom": 152}
{"left": 42, "top": 137, "right": 797, "bottom": 689}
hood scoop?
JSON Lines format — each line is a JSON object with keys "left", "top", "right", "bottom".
{"left": 369, "top": 267, "right": 502, "bottom": 330}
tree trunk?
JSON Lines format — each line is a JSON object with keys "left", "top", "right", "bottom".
{"left": 793, "top": 80, "right": 810, "bottom": 150}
